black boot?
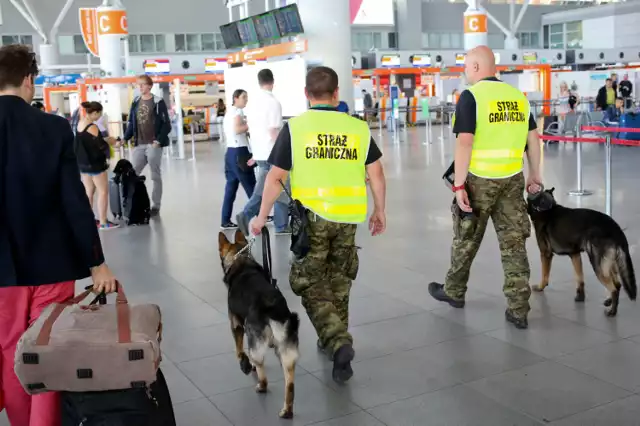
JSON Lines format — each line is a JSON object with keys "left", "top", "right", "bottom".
{"left": 332, "top": 344, "right": 355, "bottom": 384}
{"left": 428, "top": 282, "right": 465, "bottom": 308}
{"left": 505, "top": 309, "right": 528, "bottom": 329}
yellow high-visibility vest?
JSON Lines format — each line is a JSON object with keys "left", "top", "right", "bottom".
{"left": 288, "top": 109, "right": 370, "bottom": 224}
{"left": 468, "top": 80, "right": 530, "bottom": 178}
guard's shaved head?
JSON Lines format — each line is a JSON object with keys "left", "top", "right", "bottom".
{"left": 464, "top": 45, "right": 496, "bottom": 84}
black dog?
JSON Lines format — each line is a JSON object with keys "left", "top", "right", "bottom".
{"left": 112, "top": 159, "right": 150, "bottom": 225}
{"left": 218, "top": 230, "right": 299, "bottom": 419}
{"left": 528, "top": 188, "right": 637, "bottom": 316}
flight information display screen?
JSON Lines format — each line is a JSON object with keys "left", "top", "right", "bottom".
{"left": 254, "top": 11, "right": 281, "bottom": 42}
{"left": 220, "top": 22, "right": 242, "bottom": 49}
{"left": 237, "top": 18, "right": 259, "bottom": 45}
{"left": 274, "top": 4, "right": 304, "bottom": 37}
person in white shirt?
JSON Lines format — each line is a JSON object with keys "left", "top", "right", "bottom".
{"left": 236, "top": 69, "right": 290, "bottom": 236}
{"left": 221, "top": 89, "right": 256, "bottom": 229}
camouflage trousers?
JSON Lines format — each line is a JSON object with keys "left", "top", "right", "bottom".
{"left": 445, "top": 172, "right": 532, "bottom": 317}
{"left": 290, "top": 212, "right": 359, "bottom": 355}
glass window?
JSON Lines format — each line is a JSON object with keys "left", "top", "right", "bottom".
{"left": 186, "top": 34, "right": 200, "bottom": 51}
{"left": 155, "top": 35, "right": 165, "bottom": 52}
{"left": 566, "top": 21, "right": 581, "bottom": 33}
{"left": 440, "top": 33, "right": 451, "bottom": 49}
{"left": 1, "top": 35, "right": 19, "bottom": 45}
{"left": 128, "top": 35, "right": 139, "bottom": 53}
{"left": 372, "top": 32, "right": 382, "bottom": 49}
{"left": 565, "top": 21, "right": 582, "bottom": 49}
{"left": 451, "top": 33, "right": 462, "bottom": 49}
{"left": 550, "top": 23, "right": 563, "bottom": 35}
{"left": 530, "top": 32, "right": 539, "bottom": 48}
{"left": 543, "top": 25, "right": 549, "bottom": 49}
{"left": 58, "top": 35, "right": 74, "bottom": 55}
{"left": 429, "top": 33, "right": 439, "bottom": 48}
{"left": 20, "top": 35, "right": 32, "bottom": 47}
{"left": 520, "top": 32, "right": 530, "bottom": 47}
{"left": 422, "top": 33, "right": 429, "bottom": 48}
{"left": 201, "top": 33, "right": 216, "bottom": 51}
{"left": 388, "top": 32, "right": 397, "bottom": 49}
{"left": 175, "top": 34, "right": 186, "bottom": 52}
{"left": 214, "top": 33, "right": 225, "bottom": 50}
{"left": 140, "top": 34, "right": 155, "bottom": 52}
{"left": 549, "top": 33, "right": 564, "bottom": 49}
{"left": 73, "top": 35, "right": 89, "bottom": 54}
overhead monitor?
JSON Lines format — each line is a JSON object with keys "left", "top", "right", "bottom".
{"left": 380, "top": 54, "right": 401, "bottom": 68}
{"left": 237, "top": 17, "right": 259, "bottom": 46}
{"left": 523, "top": 52, "right": 538, "bottom": 64}
{"left": 274, "top": 4, "right": 304, "bottom": 37}
{"left": 205, "top": 58, "right": 228, "bottom": 73}
{"left": 253, "top": 11, "right": 281, "bottom": 42}
{"left": 455, "top": 53, "right": 466, "bottom": 65}
{"left": 351, "top": 0, "right": 394, "bottom": 26}
{"left": 220, "top": 22, "right": 242, "bottom": 49}
{"left": 143, "top": 59, "right": 170, "bottom": 75}
{"left": 410, "top": 54, "right": 432, "bottom": 67}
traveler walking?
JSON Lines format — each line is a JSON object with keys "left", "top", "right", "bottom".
{"left": 124, "top": 74, "right": 171, "bottom": 217}
{"left": 221, "top": 89, "right": 256, "bottom": 229}
{"left": 428, "top": 46, "right": 543, "bottom": 329}
{"left": 0, "top": 44, "right": 117, "bottom": 426}
{"left": 249, "top": 66, "right": 387, "bottom": 383}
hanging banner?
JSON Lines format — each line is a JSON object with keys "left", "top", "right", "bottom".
{"left": 96, "top": 9, "right": 128, "bottom": 36}
{"left": 79, "top": 8, "right": 99, "bottom": 57}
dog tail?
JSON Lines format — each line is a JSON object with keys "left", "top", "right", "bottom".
{"left": 617, "top": 245, "right": 637, "bottom": 300}
{"left": 286, "top": 312, "right": 300, "bottom": 337}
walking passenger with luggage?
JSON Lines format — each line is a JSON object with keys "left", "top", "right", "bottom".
{"left": 0, "top": 44, "right": 117, "bottom": 426}
{"left": 249, "top": 66, "right": 387, "bottom": 383}
{"left": 428, "top": 46, "right": 543, "bottom": 329}
{"left": 124, "top": 75, "right": 172, "bottom": 217}
{"left": 75, "top": 101, "right": 121, "bottom": 230}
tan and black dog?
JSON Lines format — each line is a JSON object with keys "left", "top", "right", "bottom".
{"left": 528, "top": 188, "right": 636, "bottom": 316}
{"left": 218, "top": 230, "right": 299, "bottom": 419}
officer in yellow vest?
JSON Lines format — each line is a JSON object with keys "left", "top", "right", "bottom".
{"left": 249, "top": 66, "right": 387, "bottom": 383}
{"left": 429, "top": 46, "right": 543, "bottom": 329}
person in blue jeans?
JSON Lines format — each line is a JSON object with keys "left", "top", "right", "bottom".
{"left": 221, "top": 89, "right": 256, "bottom": 229}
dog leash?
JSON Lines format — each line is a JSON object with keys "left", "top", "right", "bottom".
{"left": 261, "top": 227, "right": 278, "bottom": 289}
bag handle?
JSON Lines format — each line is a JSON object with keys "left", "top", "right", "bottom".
{"left": 35, "top": 281, "right": 131, "bottom": 346}
{"left": 261, "top": 227, "right": 277, "bottom": 288}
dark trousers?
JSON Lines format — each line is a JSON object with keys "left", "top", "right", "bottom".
{"left": 222, "top": 147, "right": 256, "bottom": 225}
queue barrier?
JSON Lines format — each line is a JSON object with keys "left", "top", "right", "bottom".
{"left": 539, "top": 125, "right": 640, "bottom": 217}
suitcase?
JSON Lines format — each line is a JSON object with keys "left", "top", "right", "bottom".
{"left": 61, "top": 368, "right": 176, "bottom": 426}
{"left": 109, "top": 178, "right": 123, "bottom": 220}
{"left": 618, "top": 113, "right": 640, "bottom": 141}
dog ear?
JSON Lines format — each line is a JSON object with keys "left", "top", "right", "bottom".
{"left": 218, "top": 232, "right": 230, "bottom": 250}
{"left": 549, "top": 187, "right": 555, "bottom": 194}
{"left": 235, "top": 229, "right": 247, "bottom": 245}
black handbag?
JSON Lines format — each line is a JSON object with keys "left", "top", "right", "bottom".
{"left": 236, "top": 150, "right": 255, "bottom": 172}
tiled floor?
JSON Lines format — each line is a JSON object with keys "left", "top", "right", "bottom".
{"left": 3, "top": 125, "right": 640, "bottom": 425}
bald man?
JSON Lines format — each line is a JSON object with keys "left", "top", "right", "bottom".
{"left": 429, "top": 46, "right": 543, "bottom": 329}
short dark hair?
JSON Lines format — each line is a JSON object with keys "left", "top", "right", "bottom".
{"left": 606, "top": 78, "right": 612, "bottom": 83}
{"left": 306, "top": 66, "right": 338, "bottom": 99}
{"left": 137, "top": 74, "right": 153, "bottom": 86}
{"left": 616, "top": 97, "right": 624, "bottom": 101}
{"left": 32, "top": 101, "right": 44, "bottom": 110}
{"left": 0, "top": 44, "right": 38, "bottom": 91}
{"left": 257, "top": 69, "right": 274, "bottom": 86}
{"left": 232, "top": 89, "right": 247, "bottom": 105}
{"left": 81, "top": 101, "right": 103, "bottom": 114}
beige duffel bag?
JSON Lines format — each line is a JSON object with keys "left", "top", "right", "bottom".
{"left": 14, "top": 284, "right": 162, "bottom": 394}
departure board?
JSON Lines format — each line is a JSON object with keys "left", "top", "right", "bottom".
{"left": 254, "top": 11, "right": 281, "bottom": 42}
{"left": 237, "top": 18, "right": 259, "bottom": 46}
{"left": 274, "top": 4, "right": 304, "bottom": 37}
{"left": 220, "top": 22, "right": 242, "bottom": 49}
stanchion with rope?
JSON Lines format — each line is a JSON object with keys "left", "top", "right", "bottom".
{"left": 604, "top": 133, "right": 612, "bottom": 216}
{"left": 189, "top": 122, "right": 196, "bottom": 162}
{"left": 567, "top": 115, "right": 593, "bottom": 197}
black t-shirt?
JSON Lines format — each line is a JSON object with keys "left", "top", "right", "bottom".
{"left": 268, "top": 106, "right": 383, "bottom": 171}
{"left": 453, "top": 77, "right": 538, "bottom": 136}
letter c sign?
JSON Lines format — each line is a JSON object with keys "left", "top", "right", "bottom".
{"left": 97, "top": 10, "right": 129, "bottom": 36}
{"left": 464, "top": 14, "right": 487, "bottom": 34}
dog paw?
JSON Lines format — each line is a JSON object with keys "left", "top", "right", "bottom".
{"left": 605, "top": 308, "right": 618, "bottom": 317}
{"left": 239, "top": 354, "right": 253, "bottom": 375}
{"left": 279, "top": 408, "right": 293, "bottom": 419}
{"left": 255, "top": 382, "right": 268, "bottom": 393}
{"left": 604, "top": 298, "right": 613, "bottom": 307}
{"left": 574, "top": 292, "right": 586, "bottom": 303}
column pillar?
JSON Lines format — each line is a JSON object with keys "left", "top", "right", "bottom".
{"left": 463, "top": 6, "right": 488, "bottom": 50}
{"left": 296, "top": 0, "right": 353, "bottom": 109}
{"left": 504, "top": 36, "right": 518, "bottom": 49}
{"left": 39, "top": 43, "right": 65, "bottom": 112}
{"left": 96, "top": 5, "right": 127, "bottom": 137}
{"left": 396, "top": 0, "right": 423, "bottom": 50}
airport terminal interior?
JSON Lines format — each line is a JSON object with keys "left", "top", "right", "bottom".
{"left": 4, "top": 0, "right": 640, "bottom": 424}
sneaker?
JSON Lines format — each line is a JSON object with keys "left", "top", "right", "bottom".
{"left": 267, "top": 216, "right": 274, "bottom": 223}
{"left": 99, "top": 222, "right": 120, "bottom": 231}
{"left": 505, "top": 309, "right": 528, "bottom": 329}
{"left": 221, "top": 222, "right": 238, "bottom": 230}
{"left": 275, "top": 227, "right": 292, "bottom": 236}
{"left": 428, "top": 282, "right": 465, "bottom": 308}
{"left": 150, "top": 207, "right": 160, "bottom": 217}
{"left": 236, "top": 212, "right": 250, "bottom": 236}
{"left": 332, "top": 344, "right": 355, "bottom": 384}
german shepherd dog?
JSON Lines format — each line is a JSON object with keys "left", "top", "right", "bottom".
{"left": 528, "top": 188, "right": 637, "bottom": 316}
{"left": 218, "top": 230, "right": 300, "bottom": 419}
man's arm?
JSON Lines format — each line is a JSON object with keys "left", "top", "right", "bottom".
{"left": 158, "top": 100, "right": 172, "bottom": 146}
{"left": 366, "top": 159, "right": 385, "bottom": 213}
{"left": 268, "top": 100, "right": 283, "bottom": 142}
{"left": 258, "top": 166, "right": 289, "bottom": 221}
{"left": 58, "top": 121, "right": 105, "bottom": 269}
{"left": 525, "top": 129, "right": 542, "bottom": 179}
{"left": 123, "top": 104, "right": 134, "bottom": 141}
{"left": 451, "top": 90, "right": 476, "bottom": 186}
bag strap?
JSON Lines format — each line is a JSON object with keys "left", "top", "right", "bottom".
{"left": 35, "top": 282, "right": 131, "bottom": 346}
{"left": 261, "top": 227, "right": 277, "bottom": 288}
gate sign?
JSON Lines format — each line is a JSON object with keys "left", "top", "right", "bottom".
{"left": 79, "top": 8, "right": 99, "bottom": 57}
{"left": 97, "top": 9, "right": 128, "bottom": 36}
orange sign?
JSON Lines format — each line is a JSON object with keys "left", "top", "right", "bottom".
{"left": 97, "top": 9, "right": 128, "bottom": 36}
{"left": 464, "top": 14, "right": 487, "bottom": 34}
{"left": 227, "top": 40, "right": 308, "bottom": 64}
{"left": 79, "top": 8, "right": 99, "bottom": 57}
